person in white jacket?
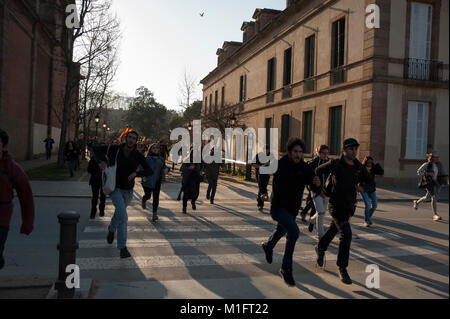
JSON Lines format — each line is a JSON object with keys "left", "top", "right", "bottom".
{"left": 413, "top": 150, "right": 448, "bottom": 221}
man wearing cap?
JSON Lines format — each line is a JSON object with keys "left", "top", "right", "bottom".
{"left": 414, "top": 150, "right": 448, "bottom": 221}
{"left": 314, "top": 138, "right": 370, "bottom": 285}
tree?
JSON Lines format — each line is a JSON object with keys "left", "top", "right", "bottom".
{"left": 123, "top": 87, "right": 170, "bottom": 141}
{"left": 178, "top": 69, "right": 198, "bottom": 109}
{"left": 55, "top": 0, "right": 120, "bottom": 167}
{"left": 183, "top": 100, "right": 202, "bottom": 123}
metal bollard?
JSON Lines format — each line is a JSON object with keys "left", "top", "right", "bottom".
{"left": 55, "top": 211, "right": 80, "bottom": 299}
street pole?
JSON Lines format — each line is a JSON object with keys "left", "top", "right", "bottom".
{"left": 55, "top": 211, "right": 80, "bottom": 299}
{"left": 95, "top": 123, "right": 98, "bottom": 138}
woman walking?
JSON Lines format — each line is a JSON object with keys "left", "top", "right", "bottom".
{"left": 140, "top": 143, "right": 170, "bottom": 221}
{"left": 413, "top": 151, "right": 448, "bottom": 221}
{"left": 65, "top": 141, "right": 80, "bottom": 178}
{"left": 360, "top": 156, "right": 384, "bottom": 227}
{"left": 88, "top": 151, "right": 106, "bottom": 219}
{"left": 180, "top": 150, "right": 203, "bottom": 214}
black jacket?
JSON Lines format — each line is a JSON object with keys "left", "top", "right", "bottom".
{"left": 316, "top": 156, "right": 370, "bottom": 212}
{"left": 92, "top": 144, "right": 153, "bottom": 190}
{"left": 307, "top": 156, "right": 331, "bottom": 193}
{"left": 360, "top": 163, "right": 384, "bottom": 194}
{"left": 271, "top": 155, "right": 320, "bottom": 216}
{"left": 65, "top": 148, "right": 79, "bottom": 161}
{"left": 87, "top": 158, "right": 102, "bottom": 186}
{"left": 180, "top": 163, "right": 202, "bottom": 200}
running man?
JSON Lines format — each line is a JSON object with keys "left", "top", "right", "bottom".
{"left": 314, "top": 138, "right": 370, "bottom": 285}
{"left": 93, "top": 131, "right": 153, "bottom": 258}
{"left": 261, "top": 138, "right": 321, "bottom": 287}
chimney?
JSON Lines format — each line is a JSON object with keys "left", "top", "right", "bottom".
{"left": 241, "top": 22, "right": 257, "bottom": 43}
{"left": 253, "top": 8, "right": 282, "bottom": 32}
{"left": 223, "top": 41, "right": 243, "bottom": 59}
{"left": 217, "top": 48, "right": 225, "bottom": 66}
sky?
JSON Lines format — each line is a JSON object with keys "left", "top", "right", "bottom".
{"left": 110, "top": 0, "right": 286, "bottom": 111}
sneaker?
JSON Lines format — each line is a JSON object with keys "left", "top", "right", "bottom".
{"left": 308, "top": 222, "right": 314, "bottom": 232}
{"left": 368, "top": 220, "right": 373, "bottom": 226}
{"left": 182, "top": 206, "right": 187, "bottom": 214}
{"left": 338, "top": 267, "right": 353, "bottom": 285}
{"left": 210, "top": 199, "right": 214, "bottom": 205}
{"left": 363, "top": 222, "right": 370, "bottom": 227}
{"left": 315, "top": 245, "right": 325, "bottom": 268}
{"left": 257, "top": 206, "right": 264, "bottom": 212}
{"left": 152, "top": 213, "right": 159, "bottom": 222}
{"left": 413, "top": 200, "right": 418, "bottom": 210}
{"left": 0, "top": 255, "right": 4, "bottom": 270}
{"left": 433, "top": 215, "right": 442, "bottom": 221}
{"left": 120, "top": 247, "right": 131, "bottom": 259}
{"left": 99, "top": 211, "right": 105, "bottom": 217}
{"left": 89, "top": 209, "right": 96, "bottom": 220}
{"left": 279, "top": 269, "right": 296, "bottom": 287}
{"left": 191, "top": 202, "right": 197, "bottom": 210}
{"left": 206, "top": 194, "right": 210, "bottom": 200}
{"left": 107, "top": 231, "right": 115, "bottom": 244}
{"left": 261, "top": 243, "right": 273, "bottom": 264}
{"left": 141, "top": 198, "right": 146, "bottom": 209}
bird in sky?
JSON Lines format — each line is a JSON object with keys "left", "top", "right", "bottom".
{"left": 199, "top": 12, "right": 204, "bottom": 17}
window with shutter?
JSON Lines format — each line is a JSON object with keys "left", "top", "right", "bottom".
{"left": 280, "top": 114, "right": 290, "bottom": 153}
{"left": 329, "top": 106, "right": 342, "bottom": 155}
{"left": 305, "top": 35, "right": 315, "bottom": 79}
{"left": 303, "top": 111, "right": 313, "bottom": 154}
{"left": 405, "top": 101, "right": 429, "bottom": 159}
{"left": 283, "top": 48, "right": 292, "bottom": 86}
{"left": 265, "top": 118, "right": 272, "bottom": 149}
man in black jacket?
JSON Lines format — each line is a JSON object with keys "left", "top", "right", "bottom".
{"left": 252, "top": 145, "right": 272, "bottom": 211}
{"left": 314, "top": 138, "right": 370, "bottom": 285}
{"left": 261, "top": 138, "right": 320, "bottom": 287}
{"left": 87, "top": 154, "right": 106, "bottom": 219}
{"left": 93, "top": 131, "right": 153, "bottom": 258}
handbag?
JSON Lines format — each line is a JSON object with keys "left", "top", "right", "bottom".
{"left": 102, "top": 145, "right": 120, "bottom": 195}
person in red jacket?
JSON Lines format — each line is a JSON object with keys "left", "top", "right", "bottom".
{"left": 0, "top": 129, "right": 35, "bottom": 270}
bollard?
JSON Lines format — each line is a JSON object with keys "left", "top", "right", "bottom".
{"left": 55, "top": 211, "right": 80, "bottom": 299}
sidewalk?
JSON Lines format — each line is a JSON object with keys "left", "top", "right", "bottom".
{"left": 18, "top": 156, "right": 57, "bottom": 171}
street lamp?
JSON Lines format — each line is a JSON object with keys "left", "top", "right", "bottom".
{"left": 229, "top": 112, "right": 237, "bottom": 175}
{"left": 188, "top": 123, "right": 192, "bottom": 131}
{"left": 102, "top": 122, "right": 107, "bottom": 140}
{"left": 94, "top": 114, "right": 100, "bottom": 138}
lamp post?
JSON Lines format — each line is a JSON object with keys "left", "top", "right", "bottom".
{"left": 94, "top": 114, "right": 100, "bottom": 138}
{"left": 229, "top": 112, "right": 237, "bottom": 175}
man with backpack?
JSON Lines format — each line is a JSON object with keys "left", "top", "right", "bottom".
{"left": 93, "top": 131, "right": 153, "bottom": 258}
{"left": 0, "top": 129, "right": 35, "bottom": 270}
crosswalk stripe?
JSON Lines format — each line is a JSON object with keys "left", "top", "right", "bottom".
{"left": 76, "top": 245, "right": 446, "bottom": 270}
{"left": 78, "top": 233, "right": 401, "bottom": 249}
{"left": 92, "top": 215, "right": 276, "bottom": 223}
{"left": 84, "top": 225, "right": 275, "bottom": 233}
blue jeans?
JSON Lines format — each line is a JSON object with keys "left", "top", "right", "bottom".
{"left": 109, "top": 189, "right": 133, "bottom": 250}
{"left": 266, "top": 207, "right": 300, "bottom": 271}
{"left": 68, "top": 160, "right": 77, "bottom": 176}
{"left": 361, "top": 192, "right": 377, "bottom": 223}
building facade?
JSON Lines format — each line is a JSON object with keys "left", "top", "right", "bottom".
{"left": 0, "top": 0, "right": 80, "bottom": 160}
{"left": 201, "top": 0, "right": 449, "bottom": 187}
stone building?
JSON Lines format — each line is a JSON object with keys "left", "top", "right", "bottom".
{"left": 0, "top": 0, "right": 80, "bottom": 160}
{"left": 200, "top": 0, "right": 449, "bottom": 186}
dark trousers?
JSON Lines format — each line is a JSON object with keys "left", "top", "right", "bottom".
{"left": 91, "top": 183, "right": 106, "bottom": 215}
{"left": 266, "top": 207, "right": 299, "bottom": 271}
{"left": 257, "top": 173, "right": 270, "bottom": 208}
{"left": 301, "top": 193, "right": 316, "bottom": 218}
{"left": 207, "top": 178, "right": 217, "bottom": 200}
{"left": 318, "top": 206, "right": 352, "bottom": 268}
{"left": 46, "top": 148, "right": 52, "bottom": 160}
{"left": 0, "top": 226, "right": 9, "bottom": 269}
{"left": 142, "top": 181, "right": 162, "bottom": 213}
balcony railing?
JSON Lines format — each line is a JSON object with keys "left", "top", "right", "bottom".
{"left": 330, "top": 67, "right": 347, "bottom": 86}
{"left": 303, "top": 78, "right": 316, "bottom": 93}
{"left": 404, "top": 58, "right": 443, "bottom": 81}
{"left": 266, "top": 91, "right": 274, "bottom": 103}
{"left": 282, "top": 86, "right": 292, "bottom": 99}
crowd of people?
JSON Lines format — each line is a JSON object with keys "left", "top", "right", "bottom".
{"left": 0, "top": 126, "right": 447, "bottom": 289}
